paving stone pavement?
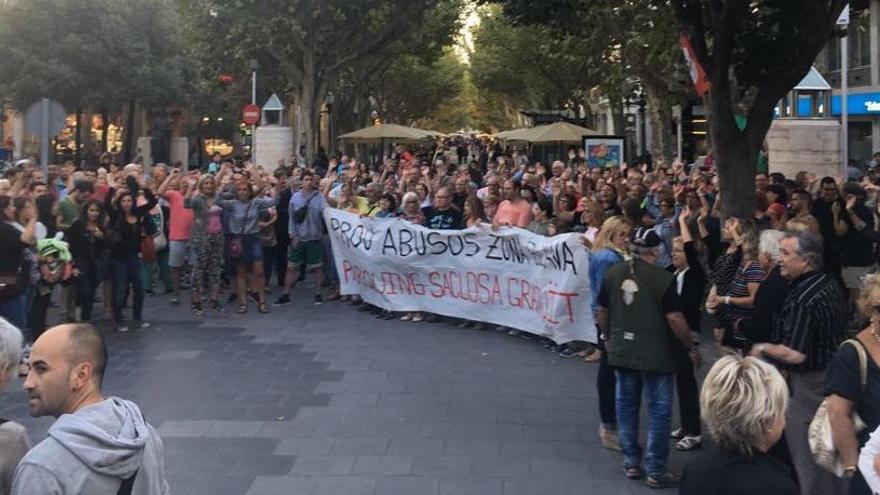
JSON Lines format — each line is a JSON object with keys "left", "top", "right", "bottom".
{"left": 0, "top": 286, "right": 698, "bottom": 495}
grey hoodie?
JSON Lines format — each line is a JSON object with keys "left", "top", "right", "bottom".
{"left": 12, "top": 397, "right": 169, "bottom": 495}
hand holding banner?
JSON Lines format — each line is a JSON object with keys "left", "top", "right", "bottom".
{"left": 324, "top": 209, "right": 595, "bottom": 344}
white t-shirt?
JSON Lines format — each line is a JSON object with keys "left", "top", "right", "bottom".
{"left": 859, "top": 425, "right": 880, "bottom": 493}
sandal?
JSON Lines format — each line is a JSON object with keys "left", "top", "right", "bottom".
{"left": 258, "top": 302, "right": 270, "bottom": 314}
{"left": 675, "top": 435, "right": 702, "bottom": 451}
{"left": 236, "top": 304, "right": 248, "bottom": 314}
{"left": 624, "top": 466, "right": 642, "bottom": 480}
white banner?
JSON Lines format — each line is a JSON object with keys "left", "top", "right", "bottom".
{"left": 323, "top": 209, "right": 595, "bottom": 344}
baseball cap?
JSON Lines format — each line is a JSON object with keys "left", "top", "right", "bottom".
{"left": 630, "top": 227, "right": 661, "bottom": 248}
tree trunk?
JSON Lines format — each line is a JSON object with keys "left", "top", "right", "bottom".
{"left": 610, "top": 97, "right": 625, "bottom": 136}
{"left": 100, "top": 108, "right": 109, "bottom": 155}
{"left": 123, "top": 99, "right": 136, "bottom": 163}
{"left": 644, "top": 84, "right": 676, "bottom": 163}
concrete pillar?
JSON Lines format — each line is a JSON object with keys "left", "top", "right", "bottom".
{"left": 170, "top": 137, "right": 188, "bottom": 169}
{"left": 254, "top": 126, "right": 293, "bottom": 173}
{"left": 871, "top": 0, "right": 879, "bottom": 85}
{"left": 136, "top": 137, "right": 152, "bottom": 168}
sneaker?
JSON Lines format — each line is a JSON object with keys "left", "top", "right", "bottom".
{"left": 117, "top": 325, "right": 130, "bottom": 333}
{"left": 135, "top": 321, "right": 150, "bottom": 330}
{"left": 411, "top": 314, "right": 424, "bottom": 322}
{"left": 169, "top": 296, "right": 180, "bottom": 306}
{"left": 274, "top": 294, "right": 291, "bottom": 306}
{"left": 210, "top": 299, "right": 222, "bottom": 311}
{"left": 675, "top": 435, "right": 702, "bottom": 451}
{"left": 314, "top": 294, "right": 323, "bottom": 306}
{"left": 670, "top": 427, "right": 685, "bottom": 440}
{"left": 400, "top": 313, "right": 413, "bottom": 321}
{"left": 191, "top": 302, "right": 204, "bottom": 316}
{"left": 645, "top": 471, "right": 680, "bottom": 489}
{"left": 599, "top": 425, "right": 622, "bottom": 452}
{"left": 145, "top": 289, "right": 155, "bottom": 297}
{"left": 507, "top": 329, "right": 521, "bottom": 337}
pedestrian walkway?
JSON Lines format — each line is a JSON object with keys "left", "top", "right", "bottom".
{"left": 0, "top": 287, "right": 693, "bottom": 494}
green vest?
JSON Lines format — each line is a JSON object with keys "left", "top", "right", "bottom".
{"left": 605, "top": 259, "right": 678, "bottom": 374}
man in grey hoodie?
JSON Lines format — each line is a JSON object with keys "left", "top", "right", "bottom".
{"left": 12, "top": 323, "right": 169, "bottom": 495}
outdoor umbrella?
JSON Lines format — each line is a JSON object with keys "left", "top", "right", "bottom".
{"left": 337, "top": 123, "right": 434, "bottom": 142}
{"left": 518, "top": 121, "right": 600, "bottom": 144}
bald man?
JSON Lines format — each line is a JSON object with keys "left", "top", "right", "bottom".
{"left": 13, "top": 324, "right": 169, "bottom": 495}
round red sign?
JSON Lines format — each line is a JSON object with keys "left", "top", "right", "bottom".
{"left": 242, "top": 104, "right": 260, "bottom": 125}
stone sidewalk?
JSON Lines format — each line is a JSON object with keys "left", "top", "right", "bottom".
{"left": 0, "top": 287, "right": 696, "bottom": 494}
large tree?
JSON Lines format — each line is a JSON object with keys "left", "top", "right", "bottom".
{"left": 670, "top": 0, "right": 846, "bottom": 216}
{"left": 0, "top": 0, "right": 193, "bottom": 160}
{"left": 199, "top": 0, "right": 463, "bottom": 165}
{"left": 493, "top": 0, "right": 693, "bottom": 160}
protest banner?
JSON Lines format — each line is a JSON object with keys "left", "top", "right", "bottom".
{"left": 324, "top": 209, "right": 595, "bottom": 344}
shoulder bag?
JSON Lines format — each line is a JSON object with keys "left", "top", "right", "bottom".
{"left": 808, "top": 338, "right": 868, "bottom": 476}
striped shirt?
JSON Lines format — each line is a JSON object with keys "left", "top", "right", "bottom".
{"left": 772, "top": 270, "right": 846, "bottom": 371}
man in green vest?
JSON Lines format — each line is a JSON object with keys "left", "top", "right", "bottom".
{"left": 596, "top": 227, "right": 700, "bottom": 490}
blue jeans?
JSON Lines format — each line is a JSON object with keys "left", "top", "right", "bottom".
{"left": 615, "top": 368, "right": 674, "bottom": 476}
{"left": 112, "top": 254, "right": 144, "bottom": 324}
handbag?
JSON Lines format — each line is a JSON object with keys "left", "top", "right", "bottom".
{"left": 228, "top": 202, "right": 253, "bottom": 260}
{"left": 808, "top": 339, "right": 868, "bottom": 476}
{"left": 152, "top": 208, "right": 167, "bottom": 251}
{"left": 292, "top": 193, "right": 317, "bottom": 224}
{"left": 0, "top": 266, "right": 21, "bottom": 299}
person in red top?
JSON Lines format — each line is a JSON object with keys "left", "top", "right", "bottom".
{"left": 492, "top": 179, "right": 533, "bottom": 228}
{"left": 157, "top": 169, "right": 195, "bottom": 305}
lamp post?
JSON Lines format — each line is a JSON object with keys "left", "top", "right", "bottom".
{"left": 249, "top": 58, "right": 258, "bottom": 158}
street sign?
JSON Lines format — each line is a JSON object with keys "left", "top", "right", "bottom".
{"left": 242, "top": 104, "right": 261, "bottom": 125}
{"left": 24, "top": 99, "right": 66, "bottom": 136}
{"left": 24, "top": 98, "right": 66, "bottom": 173}
{"left": 837, "top": 4, "right": 850, "bottom": 26}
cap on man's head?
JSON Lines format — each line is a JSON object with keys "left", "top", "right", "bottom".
{"left": 630, "top": 227, "right": 661, "bottom": 248}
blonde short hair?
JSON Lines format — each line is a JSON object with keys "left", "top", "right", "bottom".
{"left": 0, "top": 317, "right": 23, "bottom": 386}
{"left": 858, "top": 275, "right": 880, "bottom": 318}
{"left": 701, "top": 355, "right": 789, "bottom": 457}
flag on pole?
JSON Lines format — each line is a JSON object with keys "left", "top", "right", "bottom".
{"left": 680, "top": 33, "right": 711, "bottom": 96}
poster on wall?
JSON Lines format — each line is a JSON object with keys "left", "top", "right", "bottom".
{"left": 584, "top": 135, "right": 625, "bottom": 168}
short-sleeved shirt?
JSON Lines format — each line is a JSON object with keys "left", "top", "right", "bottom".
{"left": 826, "top": 340, "right": 880, "bottom": 442}
{"left": 726, "top": 260, "right": 766, "bottom": 325}
{"left": 163, "top": 190, "right": 194, "bottom": 241}
{"left": 772, "top": 270, "right": 847, "bottom": 371}
{"left": 493, "top": 199, "right": 533, "bottom": 228}
{"left": 422, "top": 206, "right": 463, "bottom": 230}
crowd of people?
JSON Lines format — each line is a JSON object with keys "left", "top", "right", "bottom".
{"left": 4, "top": 137, "right": 880, "bottom": 493}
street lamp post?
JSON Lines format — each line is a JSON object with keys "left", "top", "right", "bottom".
{"left": 249, "top": 58, "right": 258, "bottom": 159}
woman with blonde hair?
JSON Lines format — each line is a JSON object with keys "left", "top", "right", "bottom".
{"left": 706, "top": 218, "right": 765, "bottom": 352}
{"left": 590, "top": 215, "right": 633, "bottom": 451}
{"left": 184, "top": 173, "right": 225, "bottom": 313}
{"left": 680, "top": 355, "right": 796, "bottom": 494}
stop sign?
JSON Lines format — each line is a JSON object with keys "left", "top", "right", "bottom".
{"left": 242, "top": 104, "right": 260, "bottom": 125}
